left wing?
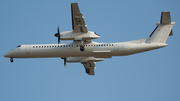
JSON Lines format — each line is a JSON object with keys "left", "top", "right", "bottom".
{"left": 71, "top": 3, "right": 88, "bottom": 33}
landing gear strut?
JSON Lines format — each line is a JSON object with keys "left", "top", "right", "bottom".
{"left": 80, "top": 45, "right": 85, "bottom": 51}
{"left": 10, "top": 57, "right": 14, "bottom": 63}
{"left": 85, "top": 62, "right": 90, "bottom": 74}
{"left": 80, "top": 40, "right": 85, "bottom": 52}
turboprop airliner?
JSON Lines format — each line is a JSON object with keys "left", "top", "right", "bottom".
{"left": 4, "top": 3, "right": 175, "bottom": 75}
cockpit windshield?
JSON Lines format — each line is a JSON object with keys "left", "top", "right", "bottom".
{"left": 16, "top": 45, "right": 21, "bottom": 48}
{"left": 94, "top": 32, "right": 100, "bottom": 36}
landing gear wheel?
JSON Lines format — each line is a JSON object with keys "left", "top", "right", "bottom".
{"left": 80, "top": 45, "right": 85, "bottom": 52}
{"left": 86, "top": 68, "right": 90, "bottom": 74}
{"left": 10, "top": 57, "right": 14, "bottom": 63}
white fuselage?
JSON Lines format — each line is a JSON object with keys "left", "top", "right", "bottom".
{"left": 4, "top": 41, "right": 167, "bottom": 59}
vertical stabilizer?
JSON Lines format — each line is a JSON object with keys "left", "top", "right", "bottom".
{"left": 146, "top": 12, "right": 175, "bottom": 43}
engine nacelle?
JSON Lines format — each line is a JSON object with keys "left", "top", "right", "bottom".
{"left": 60, "top": 31, "right": 100, "bottom": 40}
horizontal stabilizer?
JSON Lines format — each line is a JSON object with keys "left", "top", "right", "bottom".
{"left": 161, "top": 12, "right": 171, "bottom": 24}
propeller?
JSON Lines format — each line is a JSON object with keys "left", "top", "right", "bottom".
{"left": 64, "top": 58, "right": 66, "bottom": 66}
{"left": 61, "top": 57, "right": 67, "bottom": 67}
{"left": 54, "top": 26, "right": 60, "bottom": 44}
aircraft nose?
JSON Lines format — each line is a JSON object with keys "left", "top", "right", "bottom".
{"left": 3, "top": 51, "right": 12, "bottom": 57}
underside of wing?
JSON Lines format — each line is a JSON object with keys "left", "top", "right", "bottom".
{"left": 66, "top": 57, "right": 105, "bottom": 63}
{"left": 66, "top": 57, "right": 105, "bottom": 75}
{"left": 71, "top": 3, "right": 88, "bottom": 33}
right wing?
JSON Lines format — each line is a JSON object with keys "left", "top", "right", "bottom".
{"left": 71, "top": 3, "right": 88, "bottom": 33}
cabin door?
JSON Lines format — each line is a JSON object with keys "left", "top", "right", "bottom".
{"left": 114, "top": 44, "right": 119, "bottom": 51}
{"left": 25, "top": 45, "right": 30, "bottom": 53}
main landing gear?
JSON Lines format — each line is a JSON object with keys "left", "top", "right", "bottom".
{"left": 10, "top": 57, "right": 14, "bottom": 63}
{"left": 80, "top": 45, "right": 85, "bottom": 52}
{"left": 80, "top": 40, "right": 85, "bottom": 52}
{"left": 85, "top": 68, "right": 90, "bottom": 74}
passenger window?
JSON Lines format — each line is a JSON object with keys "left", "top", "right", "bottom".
{"left": 50, "top": 46, "right": 51, "bottom": 48}
{"left": 42, "top": 46, "right": 43, "bottom": 48}
{"left": 33, "top": 46, "right": 35, "bottom": 48}
{"left": 44, "top": 46, "right": 46, "bottom": 48}
{"left": 76, "top": 45, "right": 78, "bottom": 47}
{"left": 39, "top": 46, "right": 41, "bottom": 48}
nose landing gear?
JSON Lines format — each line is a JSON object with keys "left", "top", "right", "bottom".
{"left": 10, "top": 57, "right": 14, "bottom": 63}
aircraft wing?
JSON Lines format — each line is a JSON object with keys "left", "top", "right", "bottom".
{"left": 66, "top": 57, "right": 105, "bottom": 75}
{"left": 71, "top": 3, "right": 88, "bottom": 33}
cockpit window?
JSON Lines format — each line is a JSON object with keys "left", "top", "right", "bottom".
{"left": 16, "top": 45, "right": 21, "bottom": 47}
{"left": 94, "top": 32, "right": 100, "bottom": 36}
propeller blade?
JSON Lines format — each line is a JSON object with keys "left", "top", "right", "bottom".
{"left": 58, "top": 26, "right": 60, "bottom": 44}
{"left": 54, "top": 26, "right": 61, "bottom": 44}
{"left": 64, "top": 58, "right": 66, "bottom": 67}
{"left": 58, "top": 36, "right": 60, "bottom": 44}
{"left": 57, "top": 26, "right": 60, "bottom": 34}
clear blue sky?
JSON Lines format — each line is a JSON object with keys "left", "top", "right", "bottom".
{"left": 1, "top": 0, "right": 180, "bottom": 101}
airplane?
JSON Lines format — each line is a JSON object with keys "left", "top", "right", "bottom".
{"left": 3, "top": 3, "right": 175, "bottom": 75}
